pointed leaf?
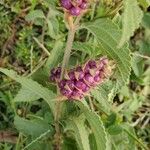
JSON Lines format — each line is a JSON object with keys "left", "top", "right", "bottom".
{"left": 77, "top": 102, "right": 108, "bottom": 150}
{"left": 118, "top": 0, "right": 143, "bottom": 47}
{"left": 14, "top": 116, "right": 53, "bottom": 138}
{"left": 14, "top": 87, "right": 40, "bottom": 102}
{"left": 82, "top": 18, "right": 131, "bottom": 89}
{"left": 0, "top": 68, "right": 56, "bottom": 114}
{"left": 65, "top": 116, "right": 90, "bottom": 150}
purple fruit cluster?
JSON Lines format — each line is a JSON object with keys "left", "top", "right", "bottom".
{"left": 50, "top": 57, "right": 111, "bottom": 100}
{"left": 60, "top": 0, "right": 88, "bottom": 16}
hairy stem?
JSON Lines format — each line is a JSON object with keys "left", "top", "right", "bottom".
{"left": 60, "top": 28, "right": 76, "bottom": 79}
{"left": 61, "top": 14, "right": 83, "bottom": 79}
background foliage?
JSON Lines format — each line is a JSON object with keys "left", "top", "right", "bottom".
{"left": 0, "top": 0, "right": 150, "bottom": 150}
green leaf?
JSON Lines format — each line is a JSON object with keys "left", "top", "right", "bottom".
{"left": 77, "top": 102, "right": 108, "bottom": 150}
{"left": 14, "top": 87, "right": 40, "bottom": 102}
{"left": 91, "top": 87, "right": 111, "bottom": 114}
{"left": 47, "top": 18, "right": 59, "bottom": 39}
{"left": 62, "top": 137, "right": 78, "bottom": 150}
{"left": 25, "top": 9, "right": 45, "bottom": 22}
{"left": 0, "top": 68, "right": 56, "bottom": 114}
{"left": 65, "top": 116, "right": 90, "bottom": 150}
{"left": 107, "top": 125, "right": 122, "bottom": 135}
{"left": 118, "top": 0, "right": 143, "bottom": 47}
{"left": 45, "top": 40, "right": 64, "bottom": 73}
{"left": 82, "top": 18, "right": 131, "bottom": 89}
{"left": 73, "top": 42, "right": 101, "bottom": 56}
{"left": 142, "top": 12, "right": 150, "bottom": 28}
{"left": 14, "top": 116, "right": 53, "bottom": 138}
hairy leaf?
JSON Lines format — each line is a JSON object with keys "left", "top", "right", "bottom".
{"left": 118, "top": 0, "right": 143, "bottom": 47}
{"left": 14, "top": 116, "right": 53, "bottom": 138}
{"left": 25, "top": 9, "right": 45, "bottom": 22}
{"left": 0, "top": 68, "right": 56, "bottom": 114}
{"left": 82, "top": 18, "right": 131, "bottom": 89}
{"left": 73, "top": 42, "right": 101, "bottom": 56}
{"left": 65, "top": 116, "right": 90, "bottom": 150}
{"left": 77, "top": 102, "right": 108, "bottom": 150}
{"left": 14, "top": 87, "right": 40, "bottom": 102}
{"left": 45, "top": 40, "right": 64, "bottom": 73}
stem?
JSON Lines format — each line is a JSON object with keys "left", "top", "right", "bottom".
{"left": 33, "top": 37, "right": 50, "bottom": 56}
{"left": 60, "top": 27, "right": 76, "bottom": 79}
{"left": 15, "top": 133, "right": 22, "bottom": 150}
{"left": 54, "top": 101, "right": 62, "bottom": 150}
{"left": 61, "top": 14, "right": 83, "bottom": 79}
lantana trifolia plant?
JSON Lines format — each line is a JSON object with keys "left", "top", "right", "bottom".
{"left": 0, "top": 0, "right": 149, "bottom": 150}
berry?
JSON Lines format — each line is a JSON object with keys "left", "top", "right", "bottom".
{"left": 88, "top": 60, "right": 97, "bottom": 69}
{"left": 50, "top": 75, "right": 56, "bottom": 82}
{"left": 69, "top": 7, "right": 81, "bottom": 16}
{"left": 94, "top": 75, "right": 101, "bottom": 82}
{"left": 75, "top": 80, "right": 87, "bottom": 90}
{"left": 60, "top": 88, "right": 72, "bottom": 98}
{"left": 82, "top": 85, "right": 90, "bottom": 92}
{"left": 58, "top": 79, "right": 67, "bottom": 88}
{"left": 61, "top": 0, "right": 72, "bottom": 10}
{"left": 84, "top": 73, "right": 94, "bottom": 84}
{"left": 79, "top": 1, "right": 87, "bottom": 9}
{"left": 72, "top": 89, "right": 83, "bottom": 98}
{"left": 76, "top": 66, "right": 84, "bottom": 79}
{"left": 66, "top": 80, "right": 75, "bottom": 90}
{"left": 76, "top": 0, "right": 82, "bottom": 5}
{"left": 68, "top": 70, "right": 76, "bottom": 80}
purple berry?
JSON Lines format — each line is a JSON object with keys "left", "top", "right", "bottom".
{"left": 50, "top": 75, "right": 56, "bottom": 82}
{"left": 76, "top": 66, "right": 82, "bottom": 72}
{"left": 60, "top": 88, "right": 72, "bottom": 97}
{"left": 76, "top": 0, "right": 82, "bottom": 5}
{"left": 56, "top": 73, "right": 61, "bottom": 79}
{"left": 68, "top": 70, "right": 76, "bottom": 80}
{"left": 76, "top": 66, "right": 84, "bottom": 79}
{"left": 84, "top": 73, "right": 94, "bottom": 84}
{"left": 66, "top": 80, "right": 75, "bottom": 90}
{"left": 72, "top": 89, "right": 83, "bottom": 99}
{"left": 56, "top": 67, "right": 61, "bottom": 73}
{"left": 82, "top": 85, "right": 90, "bottom": 92}
{"left": 94, "top": 75, "right": 101, "bottom": 82}
{"left": 79, "top": 1, "right": 87, "bottom": 9}
{"left": 69, "top": 7, "right": 81, "bottom": 16}
{"left": 75, "top": 80, "right": 87, "bottom": 90}
{"left": 88, "top": 60, "right": 97, "bottom": 69}
{"left": 61, "top": 0, "right": 72, "bottom": 10}
{"left": 58, "top": 79, "right": 67, "bottom": 88}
